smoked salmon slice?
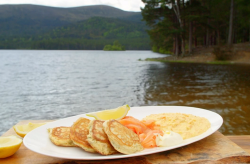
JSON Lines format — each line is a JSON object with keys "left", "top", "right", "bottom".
{"left": 119, "top": 116, "right": 149, "bottom": 133}
{"left": 120, "top": 116, "right": 163, "bottom": 148}
{"left": 124, "top": 124, "right": 143, "bottom": 134}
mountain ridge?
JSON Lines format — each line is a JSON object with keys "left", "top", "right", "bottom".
{"left": 0, "top": 4, "right": 140, "bottom": 21}
{"left": 0, "top": 4, "right": 150, "bottom": 50}
{"left": 0, "top": 4, "right": 143, "bottom": 36}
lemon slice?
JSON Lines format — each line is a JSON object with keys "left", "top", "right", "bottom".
{"left": 0, "top": 136, "right": 22, "bottom": 158}
{"left": 13, "top": 122, "right": 46, "bottom": 137}
{"left": 86, "top": 104, "right": 130, "bottom": 120}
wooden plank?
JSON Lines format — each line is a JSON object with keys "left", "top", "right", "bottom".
{"left": 0, "top": 120, "right": 250, "bottom": 164}
{"left": 227, "top": 135, "right": 250, "bottom": 154}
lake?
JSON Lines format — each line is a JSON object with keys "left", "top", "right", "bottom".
{"left": 0, "top": 50, "right": 249, "bottom": 136}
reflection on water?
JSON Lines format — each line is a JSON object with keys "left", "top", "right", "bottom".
{"left": 0, "top": 50, "right": 249, "bottom": 136}
{"left": 141, "top": 63, "right": 250, "bottom": 135}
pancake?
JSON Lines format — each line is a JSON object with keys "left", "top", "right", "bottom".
{"left": 103, "top": 119, "right": 144, "bottom": 154}
{"left": 70, "top": 117, "right": 96, "bottom": 153}
{"left": 48, "top": 126, "right": 75, "bottom": 147}
{"left": 87, "top": 120, "right": 117, "bottom": 155}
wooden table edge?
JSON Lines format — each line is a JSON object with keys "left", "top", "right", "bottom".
{"left": 1, "top": 120, "right": 250, "bottom": 154}
{"left": 1, "top": 120, "right": 250, "bottom": 162}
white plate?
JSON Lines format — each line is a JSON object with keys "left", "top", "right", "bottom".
{"left": 23, "top": 106, "right": 223, "bottom": 160}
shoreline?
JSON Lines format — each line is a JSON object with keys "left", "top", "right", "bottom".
{"left": 144, "top": 43, "right": 250, "bottom": 65}
{"left": 144, "top": 51, "right": 250, "bottom": 64}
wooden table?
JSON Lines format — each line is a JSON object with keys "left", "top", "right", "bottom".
{"left": 1, "top": 120, "right": 250, "bottom": 164}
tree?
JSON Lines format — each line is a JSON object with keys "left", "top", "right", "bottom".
{"left": 188, "top": 0, "right": 193, "bottom": 55}
{"left": 141, "top": 0, "right": 188, "bottom": 57}
{"left": 228, "top": 0, "right": 234, "bottom": 45}
{"left": 172, "top": 0, "right": 186, "bottom": 56}
{"left": 103, "top": 40, "right": 125, "bottom": 51}
{"left": 141, "top": 0, "right": 250, "bottom": 56}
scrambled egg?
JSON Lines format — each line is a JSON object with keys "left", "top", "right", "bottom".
{"left": 142, "top": 113, "right": 211, "bottom": 139}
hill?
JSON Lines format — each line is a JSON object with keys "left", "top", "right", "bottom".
{"left": 0, "top": 4, "right": 149, "bottom": 50}
{"left": 38, "top": 17, "right": 148, "bottom": 39}
{"left": 31, "top": 17, "right": 150, "bottom": 50}
{"left": 0, "top": 4, "right": 142, "bottom": 36}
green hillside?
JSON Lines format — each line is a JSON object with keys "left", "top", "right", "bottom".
{"left": 38, "top": 17, "right": 147, "bottom": 39}
{"left": 0, "top": 4, "right": 141, "bottom": 36}
{"left": 31, "top": 17, "right": 150, "bottom": 50}
{"left": 0, "top": 5, "right": 150, "bottom": 50}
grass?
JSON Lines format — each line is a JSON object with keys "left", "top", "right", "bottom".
{"left": 143, "top": 58, "right": 234, "bottom": 65}
{"left": 144, "top": 58, "right": 197, "bottom": 63}
{"left": 146, "top": 58, "right": 193, "bottom": 63}
{"left": 207, "top": 61, "right": 233, "bottom": 65}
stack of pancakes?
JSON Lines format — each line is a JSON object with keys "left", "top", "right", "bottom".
{"left": 48, "top": 117, "right": 143, "bottom": 155}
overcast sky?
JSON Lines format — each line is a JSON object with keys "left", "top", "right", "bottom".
{"left": 0, "top": 0, "right": 145, "bottom": 11}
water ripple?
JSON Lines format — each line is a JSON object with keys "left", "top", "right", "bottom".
{"left": 0, "top": 51, "right": 250, "bottom": 136}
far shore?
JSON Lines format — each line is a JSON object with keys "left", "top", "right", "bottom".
{"left": 144, "top": 43, "right": 250, "bottom": 65}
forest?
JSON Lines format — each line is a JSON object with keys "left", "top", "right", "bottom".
{"left": 0, "top": 17, "right": 150, "bottom": 50}
{"left": 141, "top": 0, "right": 250, "bottom": 56}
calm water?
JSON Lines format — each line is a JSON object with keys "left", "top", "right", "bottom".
{"left": 0, "top": 50, "right": 250, "bottom": 136}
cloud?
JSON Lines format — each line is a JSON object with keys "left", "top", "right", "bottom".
{"left": 0, "top": 0, "right": 145, "bottom": 11}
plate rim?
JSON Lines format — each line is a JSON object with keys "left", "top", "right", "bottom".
{"left": 23, "top": 105, "right": 223, "bottom": 160}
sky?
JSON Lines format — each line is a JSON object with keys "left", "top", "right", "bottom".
{"left": 0, "top": 0, "right": 145, "bottom": 11}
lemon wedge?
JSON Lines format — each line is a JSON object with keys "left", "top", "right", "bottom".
{"left": 0, "top": 136, "right": 22, "bottom": 158}
{"left": 13, "top": 122, "right": 46, "bottom": 137}
{"left": 86, "top": 104, "right": 130, "bottom": 120}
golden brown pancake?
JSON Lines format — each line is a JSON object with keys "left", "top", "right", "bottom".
{"left": 70, "top": 117, "right": 96, "bottom": 153}
{"left": 103, "top": 119, "right": 144, "bottom": 154}
{"left": 87, "top": 120, "right": 117, "bottom": 155}
{"left": 48, "top": 126, "right": 75, "bottom": 147}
